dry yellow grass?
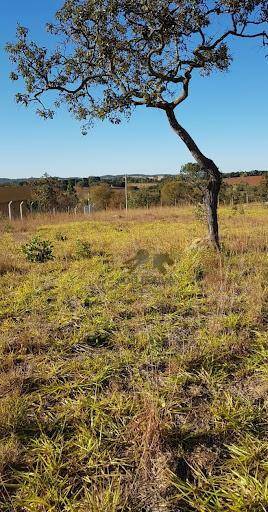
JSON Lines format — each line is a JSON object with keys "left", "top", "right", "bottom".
{"left": 0, "top": 203, "right": 267, "bottom": 511}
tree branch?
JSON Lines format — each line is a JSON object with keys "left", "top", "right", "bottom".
{"left": 165, "top": 106, "right": 221, "bottom": 181}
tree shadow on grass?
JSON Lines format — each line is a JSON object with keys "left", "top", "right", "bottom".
{"left": 126, "top": 249, "right": 174, "bottom": 274}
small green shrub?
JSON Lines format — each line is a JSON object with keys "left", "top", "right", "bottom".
{"left": 195, "top": 265, "right": 205, "bottom": 281}
{"left": 76, "top": 240, "right": 92, "bottom": 258}
{"left": 55, "top": 231, "right": 67, "bottom": 241}
{"left": 22, "top": 236, "right": 54, "bottom": 263}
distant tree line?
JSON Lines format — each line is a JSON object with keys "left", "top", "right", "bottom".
{"left": 87, "top": 164, "right": 268, "bottom": 210}
{"left": 1, "top": 169, "right": 267, "bottom": 189}
{"left": 223, "top": 170, "right": 268, "bottom": 178}
{"left": 2, "top": 169, "right": 267, "bottom": 214}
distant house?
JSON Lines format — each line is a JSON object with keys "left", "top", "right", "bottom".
{"left": 0, "top": 185, "right": 33, "bottom": 218}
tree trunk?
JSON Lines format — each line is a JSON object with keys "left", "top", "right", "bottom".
{"left": 204, "top": 176, "right": 221, "bottom": 249}
{"left": 165, "top": 107, "right": 222, "bottom": 250}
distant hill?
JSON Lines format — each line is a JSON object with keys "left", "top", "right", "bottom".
{"left": 0, "top": 170, "right": 267, "bottom": 186}
{"left": 0, "top": 178, "right": 36, "bottom": 186}
{"left": 0, "top": 178, "right": 19, "bottom": 184}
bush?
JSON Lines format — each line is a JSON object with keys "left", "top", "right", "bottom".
{"left": 76, "top": 240, "right": 91, "bottom": 258}
{"left": 22, "top": 236, "right": 54, "bottom": 263}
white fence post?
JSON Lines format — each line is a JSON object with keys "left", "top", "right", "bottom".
{"left": 125, "top": 173, "right": 128, "bottom": 212}
{"left": 8, "top": 201, "right": 13, "bottom": 221}
{"left": 83, "top": 203, "right": 94, "bottom": 215}
{"left": 20, "top": 201, "right": 24, "bottom": 220}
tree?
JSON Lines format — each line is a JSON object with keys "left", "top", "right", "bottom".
{"left": 109, "top": 189, "right": 125, "bottom": 209}
{"left": 89, "top": 183, "right": 112, "bottom": 209}
{"left": 88, "top": 176, "right": 101, "bottom": 186}
{"left": 65, "top": 179, "right": 79, "bottom": 208}
{"left": 180, "top": 162, "right": 208, "bottom": 200}
{"left": 129, "top": 186, "right": 160, "bottom": 208}
{"left": 6, "top": 1, "right": 267, "bottom": 248}
{"left": 63, "top": 178, "right": 77, "bottom": 191}
{"left": 181, "top": 162, "right": 206, "bottom": 182}
{"left": 161, "top": 179, "right": 189, "bottom": 205}
{"left": 259, "top": 172, "right": 268, "bottom": 201}
{"left": 32, "top": 174, "right": 78, "bottom": 211}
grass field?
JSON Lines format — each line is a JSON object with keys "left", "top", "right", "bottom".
{"left": 0, "top": 205, "right": 267, "bottom": 512}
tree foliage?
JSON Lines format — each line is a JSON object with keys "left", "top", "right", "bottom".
{"left": 89, "top": 182, "right": 112, "bottom": 209}
{"left": 129, "top": 186, "right": 160, "bottom": 208}
{"left": 6, "top": 1, "right": 267, "bottom": 127}
{"left": 161, "top": 179, "right": 188, "bottom": 205}
{"left": 109, "top": 189, "right": 125, "bottom": 209}
{"left": 180, "top": 162, "right": 208, "bottom": 194}
{"left": 32, "top": 175, "right": 78, "bottom": 211}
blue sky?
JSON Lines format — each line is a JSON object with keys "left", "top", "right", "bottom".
{"left": 1, "top": 1, "right": 267, "bottom": 178}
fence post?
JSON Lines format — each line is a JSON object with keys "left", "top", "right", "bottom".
{"left": 8, "top": 201, "right": 13, "bottom": 221}
{"left": 20, "top": 201, "right": 24, "bottom": 220}
{"left": 125, "top": 174, "right": 128, "bottom": 212}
